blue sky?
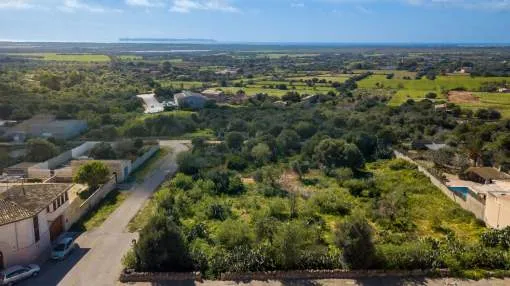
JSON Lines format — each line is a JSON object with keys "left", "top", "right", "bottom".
{"left": 0, "top": 0, "right": 509, "bottom": 43}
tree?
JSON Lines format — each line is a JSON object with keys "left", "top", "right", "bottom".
{"left": 335, "top": 214, "right": 376, "bottom": 269}
{"left": 276, "top": 129, "right": 300, "bottom": 155}
{"left": 251, "top": 143, "right": 271, "bottom": 165}
{"left": 314, "top": 139, "right": 364, "bottom": 169}
{"left": 74, "top": 161, "right": 110, "bottom": 190}
{"left": 90, "top": 142, "right": 117, "bottom": 159}
{"left": 294, "top": 121, "right": 317, "bottom": 139}
{"left": 135, "top": 212, "right": 193, "bottom": 272}
{"left": 225, "top": 132, "right": 244, "bottom": 151}
{"left": 25, "top": 138, "right": 58, "bottom": 162}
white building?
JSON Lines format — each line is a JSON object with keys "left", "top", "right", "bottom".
{"left": 0, "top": 183, "right": 75, "bottom": 269}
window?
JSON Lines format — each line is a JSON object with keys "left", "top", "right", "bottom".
{"left": 46, "top": 206, "right": 50, "bottom": 213}
{"left": 33, "top": 216, "right": 40, "bottom": 242}
{"left": 53, "top": 200, "right": 57, "bottom": 211}
{"left": 64, "top": 191, "right": 69, "bottom": 202}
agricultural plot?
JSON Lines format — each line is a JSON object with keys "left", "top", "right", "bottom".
{"left": 460, "top": 92, "right": 510, "bottom": 118}
{"left": 287, "top": 74, "right": 351, "bottom": 83}
{"left": 7, "top": 53, "right": 111, "bottom": 62}
{"left": 359, "top": 75, "right": 509, "bottom": 92}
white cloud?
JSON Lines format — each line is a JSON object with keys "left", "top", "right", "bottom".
{"left": 319, "top": 0, "right": 510, "bottom": 10}
{"left": 58, "top": 0, "right": 122, "bottom": 13}
{"left": 0, "top": 0, "right": 34, "bottom": 9}
{"left": 125, "top": 0, "right": 164, "bottom": 7}
{"left": 170, "top": 0, "right": 239, "bottom": 13}
{"left": 291, "top": 2, "right": 305, "bottom": 8}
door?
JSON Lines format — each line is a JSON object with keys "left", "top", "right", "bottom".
{"left": 49, "top": 215, "right": 64, "bottom": 241}
{"left": 0, "top": 251, "right": 4, "bottom": 270}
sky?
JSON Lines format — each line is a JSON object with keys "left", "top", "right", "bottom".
{"left": 0, "top": 0, "right": 509, "bottom": 43}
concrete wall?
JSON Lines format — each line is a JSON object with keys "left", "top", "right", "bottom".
{"left": 27, "top": 142, "right": 99, "bottom": 179}
{"left": 394, "top": 151, "right": 486, "bottom": 220}
{"left": 131, "top": 146, "right": 159, "bottom": 171}
{"left": 485, "top": 194, "right": 510, "bottom": 229}
{"left": 64, "top": 177, "right": 117, "bottom": 230}
{"left": 0, "top": 211, "right": 51, "bottom": 268}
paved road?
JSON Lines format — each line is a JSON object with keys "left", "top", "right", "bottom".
{"left": 137, "top": 93, "right": 164, "bottom": 114}
{"left": 21, "top": 141, "right": 190, "bottom": 286}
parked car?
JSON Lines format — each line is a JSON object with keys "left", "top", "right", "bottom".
{"left": 51, "top": 237, "right": 76, "bottom": 260}
{"left": 0, "top": 264, "right": 40, "bottom": 285}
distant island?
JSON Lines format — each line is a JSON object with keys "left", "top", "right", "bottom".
{"left": 119, "top": 38, "right": 217, "bottom": 43}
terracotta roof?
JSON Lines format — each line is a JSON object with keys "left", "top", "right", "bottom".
{"left": 0, "top": 200, "right": 33, "bottom": 226}
{"left": 0, "top": 183, "right": 72, "bottom": 226}
{"left": 465, "top": 167, "right": 510, "bottom": 181}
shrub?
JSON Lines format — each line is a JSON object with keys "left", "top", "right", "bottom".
{"left": 207, "top": 202, "right": 231, "bottom": 221}
{"left": 335, "top": 214, "right": 376, "bottom": 269}
{"left": 170, "top": 173, "right": 194, "bottom": 190}
{"left": 376, "top": 242, "right": 438, "bottom": 270}
{"left": 216, "top": 219, "right": 254, "bottom": 250}
{"left": 177, "top": 152, "right": 206, "bottom": 175}
{"left": 480, "top": 227, "right": 510, "bottom": 249}
{"left": 388, "top": 159, "right": 417, "bottom": 170}
{"left": 310, "top": 189, "right": 351, "bottom": 216}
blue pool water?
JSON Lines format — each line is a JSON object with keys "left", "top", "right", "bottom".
{"left": 448, "top": 186, "right": 470, "bottom": 199}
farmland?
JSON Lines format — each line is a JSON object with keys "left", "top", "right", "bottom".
{"left": 6, "top": 52, "right": 111, "bottom": 62}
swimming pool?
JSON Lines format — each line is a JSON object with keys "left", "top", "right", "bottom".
{"left": 448, "top": 186, "right": 470, "bottom": 199}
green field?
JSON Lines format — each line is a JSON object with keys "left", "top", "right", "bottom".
{"left": 359, "top": 75, "right": 508, "bottom": 92}
{"left": 158, "top": 80, "right": 207, "bottom": 89}
{"left": 287, "top": 74, "right": 351, "bottom": 83}
{"left": 7, "top": 53, "right": 111, "bottom": 62}
{"left": 118, "top": 55, "right": 143, "bottom": 60}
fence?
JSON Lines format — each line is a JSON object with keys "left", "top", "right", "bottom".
{"left": 394, "top": 150, "right": 486, "bottom": 220}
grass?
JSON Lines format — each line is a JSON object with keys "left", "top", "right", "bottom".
{"left": 7, "top": 53, "right": 111, "bottom": 62}
{"left": 158, "top": 80, "right": 206, "bottom": 89}
{"left": 358, "top": 75, "right": 509, "bottom": 92}
{"left": 127, "top": 197, "right": 157, "bottom": 232}
{"left": 286, "top": 74, "right": 351, "bottom": 83}
{"left": 70, "top": 190, "right": 129, "bottom": 231}
{"left": 129, "top": 148, "right": 169, "bottom": 182}
{"left": 389, "top": 90, "right": 510, "bottom": 117}
{"left": 461, "top": 92, "right": 510, "bottom": 118}
{"left": 118, "top": 55, "right": 143, "bottom": 60}
{"left": 367, "top": 160, "right": 485, "bottom": 242}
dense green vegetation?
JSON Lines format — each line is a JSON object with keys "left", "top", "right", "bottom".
{"left": 2, "top": 44, "right": 510, "bottom": 278}
{"left": 124, "top": 95, "right": 509, "bottom": 277}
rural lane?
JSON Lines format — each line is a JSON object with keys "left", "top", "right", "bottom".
{"left": 20, "top": 140, "right": 190, "bottom": 286}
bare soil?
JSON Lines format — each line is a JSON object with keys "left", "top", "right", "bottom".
{"left": 448, "top": 91, "right": 479, "bottom": 103}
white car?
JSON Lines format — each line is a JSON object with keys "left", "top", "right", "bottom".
{"left": 51, "top": 237, "right": 76, "bottom": 260}
{"left": 0, "top": 264, "right": 40, "bottom": 285}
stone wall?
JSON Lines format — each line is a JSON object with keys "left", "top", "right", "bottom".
{"left": 220, "top": 269, "right": 446, "bottom": 281}
{"left": 119, "top": 269, "right": 446, "bottom": 283}
{"left": 119, "top": 271, "right": 201, "bottom": 283}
